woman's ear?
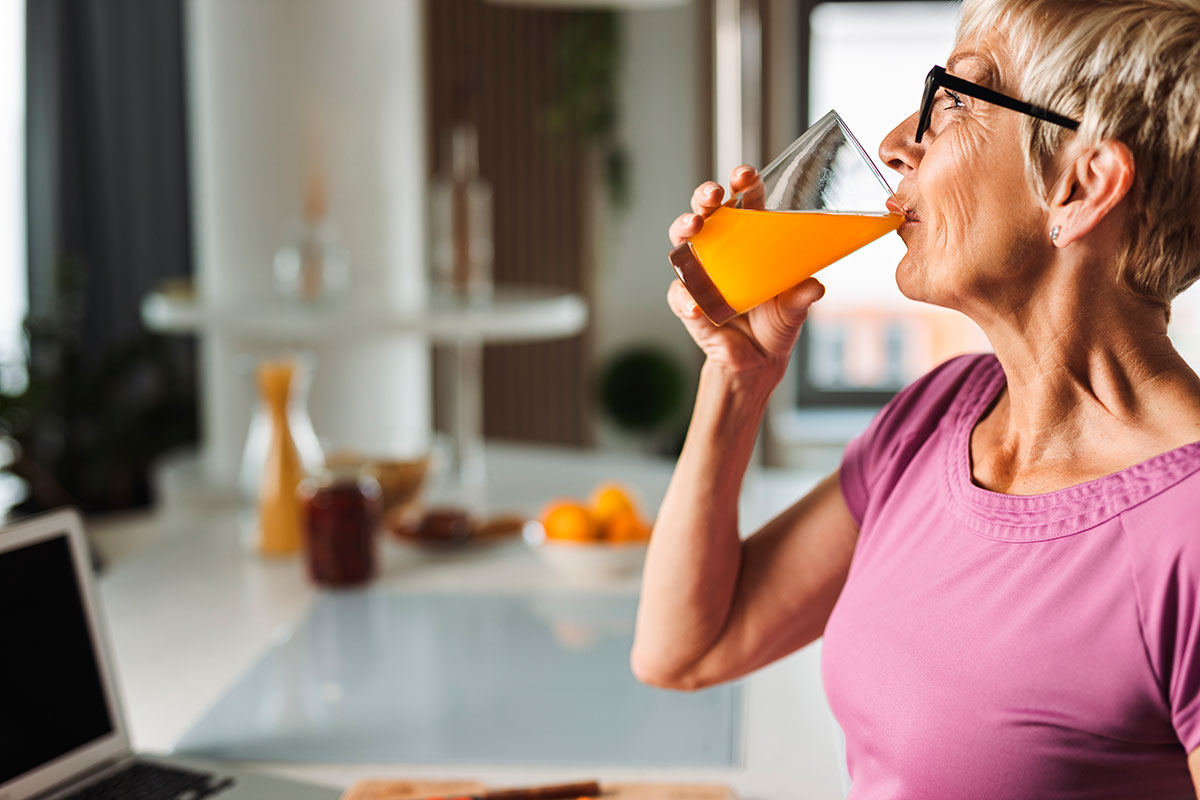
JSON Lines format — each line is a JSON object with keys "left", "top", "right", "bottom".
{"left": 1047, "top": 140, "right": 1134, "bottom": 247}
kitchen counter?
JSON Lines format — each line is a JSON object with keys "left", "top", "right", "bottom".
{"left": 95, "top": 444, "right": 846, "bottom": 799}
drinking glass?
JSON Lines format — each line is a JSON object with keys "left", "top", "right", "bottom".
{"left": 669, "top": 110, "right": 902, "bottom": 326}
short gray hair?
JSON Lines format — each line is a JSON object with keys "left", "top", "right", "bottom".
{"left": 959, "top": 0, "right": 1200, "bottom": 314}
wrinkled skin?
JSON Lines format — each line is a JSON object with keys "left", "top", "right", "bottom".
{"left": 880, "top": 42, "right": 1053, "bottom": 326}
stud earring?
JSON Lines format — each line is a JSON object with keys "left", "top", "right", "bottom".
{"left": 1050, "top": 225, "right": 1061, "bottom": 242}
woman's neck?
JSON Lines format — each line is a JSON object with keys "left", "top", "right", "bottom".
{"left": 969, "top": 286, "right": 1200, "bottom": 494}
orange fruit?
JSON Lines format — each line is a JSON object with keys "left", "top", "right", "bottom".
{"left": 540, "top": 500, "right": 598, "bottom": 542}
{"left": 605, "top": 509, "right": 652, "bottom": 543}
{"left": 589, "top": 483, "right": 640, "bottom": 527}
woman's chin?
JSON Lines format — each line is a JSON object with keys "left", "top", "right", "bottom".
{"left": 895, "top": 256, "right": 959, "bottom": 308}
{"left": 894, "top": 257, "right": 928, "bottom": 303}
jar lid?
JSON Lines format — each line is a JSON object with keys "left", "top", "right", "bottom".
{"left": 302, "top": 464, "right": 381, "bottom": 494}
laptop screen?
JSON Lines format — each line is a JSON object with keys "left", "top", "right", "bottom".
{"left": 0, "top": 534, "right": 115, "bottom": 784}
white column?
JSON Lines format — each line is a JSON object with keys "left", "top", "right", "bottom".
{"left": 186, "top": 0, "right": 429, "bottom": 485}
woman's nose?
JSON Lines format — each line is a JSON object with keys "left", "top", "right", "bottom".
{"left": 879, "top": 111, "right": 922, "bottom": 177}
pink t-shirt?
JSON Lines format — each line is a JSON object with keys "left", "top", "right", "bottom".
{"left": 825, "top": 353, "right": 1200, "bottom": 798}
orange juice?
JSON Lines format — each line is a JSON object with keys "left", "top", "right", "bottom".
{"left": 670, "top": 208, "right": 903, "bottom": 325}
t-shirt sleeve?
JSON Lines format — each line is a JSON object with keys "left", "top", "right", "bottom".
{"left": 840, "top": 353, "right": 987, "bottom": 528}
{"left": 1124, "top": 486, "right": 1200, "bottom": 753}
{"left": 839, "top": 392, "right": 904, "bottom": 527}
{"left": 1169, "top": 576, "right": 1200, "bottom": 753}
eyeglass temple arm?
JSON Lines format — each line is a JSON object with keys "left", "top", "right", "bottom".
{"left": 938, "top": 70, "right": 1080, "bottom": 131}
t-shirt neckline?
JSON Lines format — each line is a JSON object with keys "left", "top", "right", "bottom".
{"left": 942, "top": 355, "right": 1200, "bottom": 542}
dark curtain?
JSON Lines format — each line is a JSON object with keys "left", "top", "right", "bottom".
{"left": 9, "top": 0, "right": 196, "bottom": 511}
{"left": 26, "top": 0, "right": 192, "bottom": 342}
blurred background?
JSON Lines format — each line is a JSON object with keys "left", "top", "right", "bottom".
{"left": 3, "top": 0, "right": 1200, "bottom": 520}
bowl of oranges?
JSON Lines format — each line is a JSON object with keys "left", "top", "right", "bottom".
{"left": 524, "top": 483, "right": 653, "bottom": 579}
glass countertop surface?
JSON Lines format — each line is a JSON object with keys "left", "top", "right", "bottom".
{"left": 175, "top": 591, "right": 743, "bottom": 767}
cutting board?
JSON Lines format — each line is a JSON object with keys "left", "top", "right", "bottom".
{"left": 341, "top": 780, "right": 735, "bottom": 800}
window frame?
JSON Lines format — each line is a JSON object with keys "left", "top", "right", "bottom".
{"left": 791, "top": 0, "right": 949, "bottom": 407}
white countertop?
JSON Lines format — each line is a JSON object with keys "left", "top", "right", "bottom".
{"left": 94, "top": 444, "right": 846, "bottom": 799}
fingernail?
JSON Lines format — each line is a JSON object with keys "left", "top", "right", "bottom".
{"left": 685, "top": 214, "right": 697, "bottom": 225}
{"left": 735, "top": 166, "right": 752, "bottom": 178}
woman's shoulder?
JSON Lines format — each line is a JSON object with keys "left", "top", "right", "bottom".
{"left": 841, "top": 354, "right": 996, "bottom": 524}
{"left": 1112, "top": 453, "right": 1200, "bottom": 628}
{"left": 901, "top": 351, "right": 995, "bottom": 402}
{"left": 1116, "top": 463, "right": 1200, "bottom": 743}
{"left": 866, "top": 352, "right": 997, "bottom": 444}
{"left": 1121, "top": 461, "right": 1200, "bottom": 550}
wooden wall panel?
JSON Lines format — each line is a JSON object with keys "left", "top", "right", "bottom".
{"left": 428, "top": 0, "right": 594, "bottom": 447}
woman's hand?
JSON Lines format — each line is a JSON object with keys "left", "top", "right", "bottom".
{"left": 667, "top": 165, "right": 825, "bottom": 380}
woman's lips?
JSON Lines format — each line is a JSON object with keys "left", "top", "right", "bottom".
{"left": 886, "top": 197, "right": 920, "bottom": 223}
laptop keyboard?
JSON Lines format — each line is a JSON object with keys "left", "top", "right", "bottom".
{"left": 62, "top": 761, "right": 236, "bottom": 800}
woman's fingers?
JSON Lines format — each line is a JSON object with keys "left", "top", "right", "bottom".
{"left": 730, "top": 165, "right": 765, "bottom": 211}
{"left": 741, "top": 180, "right": 765, "bottom": 210}
{"left": 730, "top": 165, "right": 756, "bottom": 191}
{"left": 667, "top": 279, "right": 703, "bottom": 320}
{"left": 668, "top": 213, "right": 704, "bottom": 247}
{"left": 669, "top": 179, "right": 730, "bottom": 245}
{"left": 690, "top": 181, "right": 724, "bottom": 216}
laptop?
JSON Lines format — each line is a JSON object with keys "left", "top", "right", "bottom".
{"left": 0, "top": 509, "right": 342, "bottom": 800}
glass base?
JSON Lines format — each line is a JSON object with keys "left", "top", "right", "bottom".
{"left": 668, "top": 242, "right": 738, "bottom": 326}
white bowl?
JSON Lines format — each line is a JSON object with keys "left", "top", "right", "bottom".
{"left": 524, "top": 521, "right": 648, "bottom": 580}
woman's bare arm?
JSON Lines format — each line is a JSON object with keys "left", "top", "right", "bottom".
{"left": 633, "top": 164, "right": 859, "bottom": 690}
{"left": 630, "top": 360, "right": 860, "bottom": 690}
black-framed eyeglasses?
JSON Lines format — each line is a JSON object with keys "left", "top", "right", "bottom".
{"left": 915, "top": 64, "right": 1080, "bottom": 144}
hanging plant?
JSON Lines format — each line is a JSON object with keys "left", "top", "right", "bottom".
{"left": 544, "top": 11, "right": 630, "bottom": 210}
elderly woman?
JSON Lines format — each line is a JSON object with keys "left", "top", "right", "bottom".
{"left": 631, "top": 0, "right": 1200, "bottom": 796}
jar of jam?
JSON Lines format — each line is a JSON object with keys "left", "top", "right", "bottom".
{"left": 298, "top": 467, "right": 382, "bottom": 587}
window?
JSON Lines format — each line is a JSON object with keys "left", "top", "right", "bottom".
{"left": 0, "top": 0, "right": 25, "bottom": 395}
{"left": 1170, "top": 282, "right": 1200, "bottom": 371}
{"left": 795, "top": 1, "right": 989, "bottom": 405}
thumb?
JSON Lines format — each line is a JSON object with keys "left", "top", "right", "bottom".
{"left": 778, "top": 278, "right": 826, "bottom": 323}
{"left": 750, "top": 278, "right": 826, "bottom": 357}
